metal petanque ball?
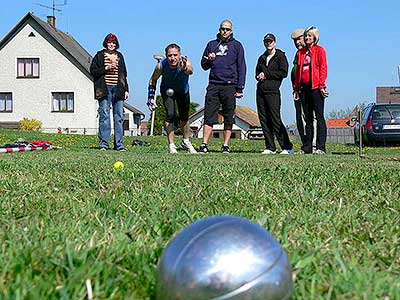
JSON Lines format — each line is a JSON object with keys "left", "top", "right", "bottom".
{"left": 156, "top": 215, "right": 293, "bottom": 300}
{"left": 166, "top": 88, "right": 174, "bottom": 97}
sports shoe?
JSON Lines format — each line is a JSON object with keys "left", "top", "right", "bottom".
{"left": 100, "top": 147, "right": 107, "bottom": 151}
{"left": 181, "top": 141, "right": 197, "bottom": 154}
{"left": 198, "top": 143, "right": 209, "bottom": 154}
{"left": 312, "top": 147, "right": 317, "bottom": 154}
{"left": 261, "top": 149, "right": 276, "bottom": 154}
{"left": 296, "top": 149, "right": 306, "bottom": 155}
{"left": 221, "top": 145, "right": 231, "bottom": 154}
{"left": 280, "top": 149, "right": 294, "bottom": 155}
{"left": 314, "top": 149, "right": 326, "bottom": 155}
{"left": 169, "top": 144, "right": 178, "bottom": 154}
{"left": 117, "top": 148, "right": 126, "bottom": 152}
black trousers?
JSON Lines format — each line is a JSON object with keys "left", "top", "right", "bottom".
{"left": 294, "top": 92, "right": 306, "bottom": 145}
{"left": 256, "top": 90, "right": 293, "bottom": 151}
{"left": 161, "top": 91, "right": 190, "bottom": 123}
{"left": 301, "top": 84, "right": 327, "bottom": 152}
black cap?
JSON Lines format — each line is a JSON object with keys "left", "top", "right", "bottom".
{"left": 263, "top": 33, "right": 276, "bottom": 42}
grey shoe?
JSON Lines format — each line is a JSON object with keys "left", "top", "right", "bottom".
{"left": 169, "top": 144, "right": 178, "bottom": 154}
{"left": 262, "top": 149, "right": 276, "bottom": 154}
{"left": 314, "top": 149, "right": 326, "bottom": 155}
{"left": 280, "top": 149, "right": 294, "bottom": 155}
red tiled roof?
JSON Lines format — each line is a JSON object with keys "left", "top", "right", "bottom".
{"left": 326, "top": 118, "right": 350, "bottom": 128}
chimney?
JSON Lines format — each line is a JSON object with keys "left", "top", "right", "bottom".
{"left": 47, "top": 16, "right": 56, "bottom": 27}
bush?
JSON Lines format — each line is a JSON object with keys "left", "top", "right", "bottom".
{"left": 19, "top": 118, "right": 42, "bottom": 131}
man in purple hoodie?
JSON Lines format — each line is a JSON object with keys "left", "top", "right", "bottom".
{"left": 199, "top": 20, "right": 246, "bottom": 154}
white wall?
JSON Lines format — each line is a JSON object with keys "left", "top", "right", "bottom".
{"left": 189, "top": 113, "right": 248, "bottom": 139}
{"left": 123, "top": 109, "right": 141, "bottom": 136}
{"left": 0, "top": 22, "right": 98, "bottom": 133}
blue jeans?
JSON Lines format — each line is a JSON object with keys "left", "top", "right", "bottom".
{"left": 98, "top": 86, "right": 125, "bottom": 150}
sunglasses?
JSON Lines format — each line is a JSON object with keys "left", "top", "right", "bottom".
{"left": 264, "top": 40, "right": 274, "bottom": 44}
{"left": 220, "top": 27, "right": 232, "bottom": 32}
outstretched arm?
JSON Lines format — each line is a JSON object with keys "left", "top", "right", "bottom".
{"left": 180, "top": 56, "right": 194, "bottom": 75}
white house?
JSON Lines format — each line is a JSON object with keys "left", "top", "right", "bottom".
{"left": 189, "top": 105, "right": 263, "bottom": 139}
{"left": 0, "top": 13, "right": 144, "bottom": 135}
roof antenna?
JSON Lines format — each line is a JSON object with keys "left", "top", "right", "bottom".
{"left": 36, "top": 0, "right": 67, "bottom": 18}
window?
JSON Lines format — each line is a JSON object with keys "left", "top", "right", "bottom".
{"left": 52, "top": 92, "right": 74, "bottom": 112}
{"left": 0, "top": 93, "right": 13, "bottom": 112}
{"left": 17, "top": 58, "right": 39, "bottom": 78}
{"left": 372, "top": 107, "right": 391, "bottom": 120}
{"left": 123, "top": 113, "right": 129, "bottom": 130}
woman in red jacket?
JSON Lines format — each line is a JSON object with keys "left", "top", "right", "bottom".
{"left": 294, "top": 26, "right": 329, "bottom": 154}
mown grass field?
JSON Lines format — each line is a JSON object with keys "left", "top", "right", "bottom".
{"left": 0, "top": 129, "right": 399, "bottom": 300}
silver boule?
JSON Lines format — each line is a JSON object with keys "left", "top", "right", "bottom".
{"left": 156, "top": 215, "right": 293, "bottom": 300}
{"left": 166, "top": 88, "right": 174, "bottom": 97}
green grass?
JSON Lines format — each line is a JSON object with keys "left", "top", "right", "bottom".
{"left": 0, "top": 129, "right": 399, "bottom": 300}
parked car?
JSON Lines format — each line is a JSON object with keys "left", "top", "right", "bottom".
{"left": 354, "top": 103, "right": 400, "bottom": 145}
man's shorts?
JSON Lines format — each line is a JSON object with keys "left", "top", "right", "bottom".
{"left": 161, "top": 90, "right": 190, "bottom": 123}
{"left": 204, "top": 84, "right": 236, "bottom": 125}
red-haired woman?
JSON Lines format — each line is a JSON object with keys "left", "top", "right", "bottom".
{"left": 90, "top": 33, "right": 129, "bottom": 151}
{"left": 293, "top": 26, "right": 328, "bottom": 154}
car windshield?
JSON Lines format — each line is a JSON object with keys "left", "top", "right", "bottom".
{"left": 372, "top": 105, "right": 400, "bottom": 120}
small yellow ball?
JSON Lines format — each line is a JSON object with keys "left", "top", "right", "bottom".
{"left": 113, "top": 161, "right": 125, "bottom": 169}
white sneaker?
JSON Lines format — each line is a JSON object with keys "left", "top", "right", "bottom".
{"left": 169, "top": 144, "right": 178, "bottom": 154}
{"left": 314, "top": 149, "right": 326, "bottom": 155}
{"left": 280, "top": 149, "right": 294, "bottom": 155}
{"left": 261, "top": 149, "right": 276, "bottom": 154}
{"left": 181, "top": 141, "right": 197, "bottom": 154}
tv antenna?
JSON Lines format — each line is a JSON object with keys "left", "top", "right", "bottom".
{"left": 37, "top": 0, "right": 67, "bottom": 17}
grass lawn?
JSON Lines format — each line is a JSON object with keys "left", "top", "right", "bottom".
{"left": 0, "top": 129, "right": 399, "bottom": 300}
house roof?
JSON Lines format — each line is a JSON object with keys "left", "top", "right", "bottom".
{"left": 0, "top": 12, "right": 92, "bottom": 79}
{"left": 189, "top": 105, "right": 260, "bottom": 127}
{"left": 235, "top": 105, "right": 260, "bottom": 127}
{"left": 123, "top": 102, "right": 145, "bottom": 116}
{"left": 326, "top": 118, "right": 350, "bottom": 128}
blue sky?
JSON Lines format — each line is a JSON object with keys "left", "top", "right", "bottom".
{"left": 1, "top": 0, "right": 400, "bottom": 123}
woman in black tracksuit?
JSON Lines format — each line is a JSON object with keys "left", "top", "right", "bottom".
{"left": 256, "top": 33, "right": 293, "bottom": 154}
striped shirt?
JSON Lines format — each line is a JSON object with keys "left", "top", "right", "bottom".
{"left": 104, "top": 52, "right": 119, "bottom": 86}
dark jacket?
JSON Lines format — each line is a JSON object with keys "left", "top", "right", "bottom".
{"left": 290, "top": 54, "right": 298, "bottom": 88}
{"left": 255, "top": 49, "right": 288, "bottom": 94}
{"left": 90, "top": 50, "right": 129, "bottom": 100}
{"left": 201, "top": 34, "right": 246, "bottom": 93}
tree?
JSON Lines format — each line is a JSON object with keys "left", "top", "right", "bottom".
{"left": 148, "top": 95, "right": 200, "bottom": 135}
{"left": 189, "top": 102, "right": 200, "bottom": 116}
{"left": 327, "top": 101, "right": 369, "bottom": 119}
{"left": 327, "top": 107, "right": 354, "bottom": 119}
